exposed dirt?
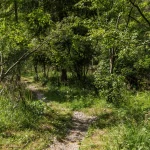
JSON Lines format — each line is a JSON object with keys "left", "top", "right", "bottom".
{"left": 46, "top": 111, "right": 97, "bottom": 150}
{"left": 27, "top": 85, "right": 45, "bottom": 100}
{"left": 26, "top": 83, "right": 97, "bottom": 150}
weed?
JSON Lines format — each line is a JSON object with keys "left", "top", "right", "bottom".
{"left": 0, "top": 82, "right": 72, "bottom": 149}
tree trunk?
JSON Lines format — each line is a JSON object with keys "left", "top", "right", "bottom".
{"left": 16, "top": 64, "right": 21, "bottom": 81}
{"left": 107, "top": 47, "right": 115, "bottom": 103}
{"left": 43, "top": 62, "right": 46, "bottom": 77}
{"left": 61, "top": 69, "right": 67, "bottom": 82}
{"left": 109, "top": 48, "right": 115, "bottom": 74}
{"left": 14, "top": 0, "right": 18, "bottom": 22}
{"left": 0, "top": 52, "right": 3, "bottom": 79}
{"left": 34, "top": 64, "right": 39, "bottom": 81}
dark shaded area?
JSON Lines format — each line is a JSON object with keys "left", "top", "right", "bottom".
{"left": 92, "top": 112, "right": 119, "bottom": 129}
{"left": 43, "top": 112, "right": 72, "bottom": 139}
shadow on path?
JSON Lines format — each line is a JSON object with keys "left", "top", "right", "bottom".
{"left": 47, "top": 111, "right": 97, "bottom": 150}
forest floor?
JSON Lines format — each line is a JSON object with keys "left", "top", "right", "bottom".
{"left": 47, "top": 111, "right": 97, "bottom": 150}
{"left": 1, "top": 77, "right": 149, "bottom": 149}
{"left": 26, "top": 83, "right": 97, "bottom": 150}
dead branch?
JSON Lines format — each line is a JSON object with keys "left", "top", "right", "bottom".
{"left": 0, "top": 39, "right": 49, "bottom": 81}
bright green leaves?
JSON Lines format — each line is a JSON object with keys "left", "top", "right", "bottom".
{"left": 0, "top": 23, "right": 27, "bottom": 57}
{"left": 27, "top": 8, "right": 52, "bottom": 36}
{"left": 136, "top": 57, "right": 150, "bottom": 70}
{"left": 128, "top": 0, "right": 150, "bottom": 29}
{"left": 48, "top": 14, "right": 94, "bottom": 80}
{"left": 49, "top": 23, "right": 73, "bottom": 67}
{"left": 8, "top": 24, "right": 26, "bottom": 43}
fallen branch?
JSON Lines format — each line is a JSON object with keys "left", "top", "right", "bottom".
{"left": 0, "top": 39, "right": 49, "bottom": 81}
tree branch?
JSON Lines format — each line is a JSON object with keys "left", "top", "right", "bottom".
{"left": 129, "top": 15, "right": 142, "bottom": 25}
{"left": 129, "top": 0, "right": 150, "bottom": 27}
{"left": 116, "top": 12, "right": 122, "bottom": 29}
{"left": 126, "top": 6, "right": 133, "bottom": 27}
{"left": 0, "top": 61, "right": 6, "bottom": 66}
{"left": 0, "top": 39, "right": 49, "bottom": 81}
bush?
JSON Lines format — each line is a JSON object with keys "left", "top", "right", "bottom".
{"left": 94, "top": 68, "right": 127, "bottom": 106}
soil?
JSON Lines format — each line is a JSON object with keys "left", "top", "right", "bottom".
{"left": 46, "top": 111, "right": 97, "bottom": 150}
{"left": 27, "top": 85, "right": 45, "bottom": 100}
{"left": 27, "top": 84, "right": 97, "bottom": 150}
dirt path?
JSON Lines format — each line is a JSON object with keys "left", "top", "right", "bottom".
{"left": 27, "top": 85, "right": 45, "bottom": 100}
{"left": 27, "top": 84, "right": 97, "bottom": 150}
{"left": 47, "top": 111, "right": 97, "bottom": 150}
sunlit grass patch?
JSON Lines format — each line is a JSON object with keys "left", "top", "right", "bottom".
{"left": 131, "top": 91, "right": 150, "bottom": 109}
{"left": 80, "top": 99, "right": 112, "bottom": 116}
{"left": 81, "top": 122, "right": 150, "bottom": 150}
{"left": 0, "top": 88, "right": 71, "bottom": 149}
{"left": 0, "top": 129, "right": 53, "bottom": 150}
{"left": 80, "top": 129, "right": 107, "bottom": 150}
{"left": 80, "top": 91, "right": 150, "bottom": 150}
{"left": 2, "top": 76, "right": 150, "bottom": 150}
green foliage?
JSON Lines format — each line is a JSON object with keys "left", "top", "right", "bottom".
{"left": 81, "top": 90, "right": 150, "bottom": 150}
{"left": 102, "top": 123, "right": 150, "bottom": 150}
{"left": 49, "top": 18, "right": 94, "bottom": 80}
{"left": 0, "top": 82, "right": 72, "bottom": 149}
{"left": 94, "top": 62, "right": 127, "bottom": 105}
{"left": 69, "top": 95, "right": 95, "bottom": 110}
{"left": 121, "top": 125, "right": 150, "bottom": 150}
{"left": 0, "top": 0, "right": 150, "bottom": 148}
{"left": 27, "top": 8, "right": 52, "bottom": 36}
{"left": 0, "top": 95, "right": 45, "bottom": 131}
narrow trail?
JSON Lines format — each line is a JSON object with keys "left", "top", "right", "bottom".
{"left": 27, "top": 84, "right": 97, "bottom": 150}
{"left": 27, "top": 85, "right": 45, "bottom": 100}
{"left": 47, "top": 111, "right": 97, "bottom": 150}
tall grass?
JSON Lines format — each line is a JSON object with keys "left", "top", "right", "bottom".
{"left": 0, "top": 95, "right": 45, "bottom": 131}
{"left": 0, "top": 82, "right": 72, "bottom": 149}
{"left": 80, "top": 91, "right": 150, "bottom": 150}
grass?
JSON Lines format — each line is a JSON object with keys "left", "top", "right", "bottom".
{"left": 0, "top": 81, "right": 72, "bottom": 150}
{"left": 0, "top": 130, "right": 51, "bottom": 150}
{"left": 44, "top": 79, "right": 101, "bottom": 112}
{"left": 1, "top": 75, "right": 150, "bottom": 149}
{"left": 79, "top": 91, "right": 150, "bottom": 150}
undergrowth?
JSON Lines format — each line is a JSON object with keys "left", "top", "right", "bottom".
{"left": 0, "top": 83, "right": 71, "bottom": 149}
{"left": 1, "top": 76, "right": 150, "bottom": 150}
{"left": 80, "top": 91, "right": 150, "bottom": 150}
